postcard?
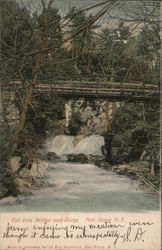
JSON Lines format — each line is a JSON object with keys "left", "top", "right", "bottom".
{"left": 0, "top": 0, "right": 161, "bottom": 249}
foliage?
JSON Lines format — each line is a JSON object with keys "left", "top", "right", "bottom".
{"left": 111, "top": 102, "right": 160, "bottom": 165}
{"left": 136, "top": 23, "right": 160, "bottom": 84}
{"left": 25, "top": 94, "right": 65, "bottom": 136}
{"left": 67, "top": 7, "right": 98, "bottom": 75}
{"left": 1, "top": 0, "right": 36, "bottom": 79}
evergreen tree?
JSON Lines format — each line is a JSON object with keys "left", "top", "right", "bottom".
{"left": 99, "top": 21, "right": 137, "bottom": 82}
{"left": 1, "top": 0, "right": 36, "bottom": 79}
{"left": 136, "top": 23, "right": 160, "bottom": 85}
{"left": 67, "top": 7, "right": 98, "bottom": 76}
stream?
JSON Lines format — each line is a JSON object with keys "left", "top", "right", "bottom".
{"left": 0, "top": 135, "right": 160, "bottom": 212}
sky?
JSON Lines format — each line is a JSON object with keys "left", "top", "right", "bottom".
{"left": 16, "top": 0, "right": 109, "bottom": 14}
{"left": 16, "top": 0, "right": 121, "bottom": 29}
{"left": 16, "top": 0, "right": 160, "bottom": 19}
{"left": 15, "top": 0, "right": 160, "bottom": 32}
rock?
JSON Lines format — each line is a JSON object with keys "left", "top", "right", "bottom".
{"left": 95, "top": 161, "right": 110, "bottom": 169}
{"left": 47, "top": 183, "right": 57, "bottom": 188}
{"left": 66, "top": 99, "right": 114, "bottom": 136}
{"left": 73, "top": 135, "right": 84, "bottom": 147}
{"left": 0, "top": 187, "right": 9, "bottom": 199}
{"left": 31, "top": 177, "right": 46, "bottom": 189}
{"left": 46, "top": 152, "right": 59, "bottom": 161}
{"left": 19, "top": 168, "right": 30, "bottom": 178}
{"left": 16, "top": 178, "right": 32, "bottom": 194}
{"left": 112, "top": 147, "right": 130, "bottom": 163}
{"left": 87, "top": 154, "right": 105, "bottom": 162}
{"left": 6, "top": 102, "right": 19, "bottom": 128}
{"left": 40, "top": 152, "right": 59, "bottom": 161}
{"left": 67, "top": 154, "right": 88, "bottom": 163}
{"left": 67, "top": 182, "right": 79, "bottom": 185}
{"left": 0, "top": 196, "right": 19, "bottom": 206}
{"left": 1, "top": 158, "right": 49, "bottom": 197}
{"left": 127, "top": 171, "right": 137, "bottom": 179}
{"left": 9, "top": 156, "right": 21, "bottom": 173}
{"left": 19, "top": 160, "right": 49, "bottom": 178}
{"left": 67, "top": 153, "right": 105, "bottom": 164}
{"left": 116, "top": 169, "right": 127, "bottom": 175}
{"left": 29, "top": 160, "right": 49, "bottom": 178}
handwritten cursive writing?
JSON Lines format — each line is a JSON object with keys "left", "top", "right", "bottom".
{"left": 3, "top": 223, "right": 28, "bottom": 243}
{"left": 2, "top": 220, "right": 154, "bottom": 247}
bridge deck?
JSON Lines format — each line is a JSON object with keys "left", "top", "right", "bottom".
{"left": 1, "top": 80, "right": 160, "bottom": 101}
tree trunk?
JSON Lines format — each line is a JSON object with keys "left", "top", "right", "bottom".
{"left": 151, "top": 149, "right": 155, "bottom": 177}
{"left": 72, "top": 39, "right": 74, "bottom": 59}
{"left": 105, "top": 129, "right": 113, "bottom": 163}
{"left": 87, "top": 44, "right": 91, "bottom": 72}
{"left": 75, "top": 49, "right": 78, "bottom": 68}
{"left": 12, "top": 1, "right": 51, "bottom": 151}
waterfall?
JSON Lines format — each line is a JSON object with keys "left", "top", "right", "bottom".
{"left": 46, "top": 135, "right": 104, "bottom": 156}
{"left": 46, "top": 135, "right": 74, "bottom": 155}
{"left": 74, "top": 135, "right": 104, "bottom": 155}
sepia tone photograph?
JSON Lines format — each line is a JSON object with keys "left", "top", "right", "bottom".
{"left": 0, "top": 0, "right": 161, "bottom": 216}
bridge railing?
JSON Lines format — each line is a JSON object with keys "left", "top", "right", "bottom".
{"left": 0, "top": 78, "right": 159, "bottom": 88}
{"left": 0, "top": 79, "right": 159, "bottom": 100}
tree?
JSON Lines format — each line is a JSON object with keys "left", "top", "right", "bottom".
{"left": 4, "top": 0, "right": 54, "bottom": 153}
{"left": 67, "top": 7, "right": 98, "bottom": 75}
{"left": 1, "top": 0, "right": 36, "bottom": 80}
{"left": 136, "top": 22, "right": 160, "bottom": 85}
{"left": 99, "top": 21, "right": 137, "bottom": 82}
{"left": 36, "top": 7, "right": 65, "bottom": 80}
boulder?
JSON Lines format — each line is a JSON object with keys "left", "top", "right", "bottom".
{"left": 95, "top": 161, "right": 111, "bottom": 169}
{"left": 9, "top": 156, "right": 21, "bottom": 173}
{"left": 19, "top": 160, "right": 49, "bottom": 178}
{"left": 73, "top": 135, "right": 84, "bottom": 147}
{"left": 67, "top": 181, "right": 79, "bottom": 185}
{"left": 46, "top": 152, "right": 59, "bottom": 161}
{"left": 0, "top": 196, "right": 19, "bottom": 206}
{"left": 29, "top": 160, "right": 49, "bottom": 178}
{"left": 16, "top": 178, "right": 32, "bottom": 194}
{"left": 19, "top": 168, "right": 30, "bottom": 178}
{"left": 67, "top": 153, "right": 88, "bottom": 163}
{"left": 87, "top": 154, "right": 105, "bottom": 162}
{"left": 0, "top": 187, "right": 9, "bottom": 199}
{"left": 67, "top": 153, "right": 105, "bottom": 164}
{"left": 40, "top": 152, "right": 59, "bottom": 161}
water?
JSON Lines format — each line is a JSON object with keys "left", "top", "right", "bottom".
{"left": 46, "top": 135, "right": 104, "bottom": 156}
{"left": 0, "top": 135, "right": 160, "bottom": 212}
{"left": 0, "top": 161, "right": 159, "bottom": 212}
